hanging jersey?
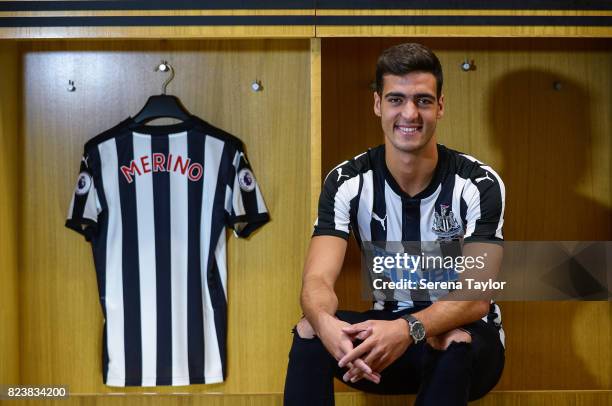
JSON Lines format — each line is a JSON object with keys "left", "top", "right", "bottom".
{"left": 66, "top": 116, "right": 269, "bottom": 387}
{"left": 313, "top": 144, "right": 505, "bottom": 344}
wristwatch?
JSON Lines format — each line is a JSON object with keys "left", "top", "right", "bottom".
{"left": 401, "top": 314, "right": 426, "bottom": 344}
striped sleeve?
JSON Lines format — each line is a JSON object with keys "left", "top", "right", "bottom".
{"left": 226, "top": 143, "right": 269, "bottom": 238}
{"left": 65, "top": 151, "right": 102, "bottom": 241}
{"left": 313, "top": 163, "right": 360, "bottom": 240}
{"left": 461, "top": 161, "right": 505, "bottom": 242}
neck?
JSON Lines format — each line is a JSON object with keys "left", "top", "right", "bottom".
{"left": 385, "top": 139, "right": 438, "bottom": 197}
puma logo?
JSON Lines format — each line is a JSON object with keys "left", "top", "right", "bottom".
{"left": 475, "top": 172, "right": 493, "bottom": 183}
{"left": 336, "top": 168, "right": 350, "bottom": 182}
{"left": 372, "top": 212, "right": 387, "bottom": 231}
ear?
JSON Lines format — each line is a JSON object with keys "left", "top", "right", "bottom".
{"left": 437, "top": 94, "right": 445, "bottom": 119}
{"left": 373, "top": 92, "right": 382, "bottom": 117}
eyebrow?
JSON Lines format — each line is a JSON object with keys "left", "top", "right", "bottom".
{"left": 414, "top": 93, "right": 436, "bottom": 100}
{"left": 384, "top": 92, "right": 436, "bottom": 100}
{"left": 384, "top": 92, "right": 406, "bottom": 98}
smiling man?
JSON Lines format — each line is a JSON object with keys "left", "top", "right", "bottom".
{"left": 283, "top": 43, "right": 506, "bottom": 406}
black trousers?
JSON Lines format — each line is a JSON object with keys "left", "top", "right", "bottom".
{"left": 283, "top": 309, "right": 505, "bottom": 406}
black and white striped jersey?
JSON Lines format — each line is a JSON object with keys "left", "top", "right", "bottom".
{"left": 314, "top": 144, "right": 505, "bottom": 344}
{"left": 66, "top": 116, "right": 269, "bottom": 387}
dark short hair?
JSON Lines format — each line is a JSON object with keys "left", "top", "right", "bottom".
{"left": 375, "top": 43, "right": 443, "bottom": 98}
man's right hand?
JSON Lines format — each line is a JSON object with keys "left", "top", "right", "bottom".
{"left": 315, "top": 313, "right": 381, "bottom": 384}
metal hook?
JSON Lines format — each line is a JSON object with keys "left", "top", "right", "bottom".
{"left": 460, "top": 59, "right": 476, "bottom": 72}
{"left": 251, "top": 79, "right": 263, "bottom": 92}
{"left": 155, "top": 61, "right": 175, "bottom": 95}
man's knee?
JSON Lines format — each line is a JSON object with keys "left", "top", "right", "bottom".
{"left": 295, "top": 318, "right": 316, "bottom": 339}
{"left": 446, "top": 329, "right": 472, "bottom": 347}
{"left": 288, "top": 318, "right": 329, "bottom": 362}
{"left": 427, "top": 328, "right": 472, "bottom": 351}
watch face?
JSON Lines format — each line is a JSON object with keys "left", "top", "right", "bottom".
{"left": 411, "top": 321, "right": 426, "bottom": 342}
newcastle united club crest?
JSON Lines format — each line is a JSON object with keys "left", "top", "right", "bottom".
{"left": 432, "top": 204, "right": 461, "bottom": 240}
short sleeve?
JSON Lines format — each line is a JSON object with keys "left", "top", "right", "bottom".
{"left": 462, "top": 165, "right": 505, "bottom": 243}
{"left": 226, "top": 144, "right": 269, "bottom": 238}
{"left": 312, "top": 163, "right": 358, "bottom": 240}
{"left": 65, "top": 152, "right": 102, "bottom": 241}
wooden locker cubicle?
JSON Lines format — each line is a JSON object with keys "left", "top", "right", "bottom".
{"left": 322, "top": 37, "right": 612, "bottom": 393}
{"left": 0, "top": 2, "right": 611, "bottom": 405}
{"left": 9, "top": 38, "right": 313, "bottom": 395}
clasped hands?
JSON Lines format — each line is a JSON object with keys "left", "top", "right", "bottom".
{"left": 332, "top": 319, "right": 472, "bottom": 384}
{"left": 318, "top": 317, "right": 411, "bottom": 385}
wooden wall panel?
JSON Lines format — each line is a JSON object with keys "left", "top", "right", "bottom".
{"left": 19, "top": 395, "right": 284, "bottom": 406}
{"left": 0, "top": 26, "right": 315, "bottom": 40}
{"left": 14, "top": 391, "right": 612, "bottom": 405}
{"left": 321, "top": 38, "right": 611, "bottom": 390}
{"left": 0, "top": 8, "right": 610, "bottom": 39}
{"left": 337, "top": 391, "right": 612, "bottom": 406}
{"left": 315, "top": 9, "right": 612, "bottom": 38}
{"left": 0, "top": 41, "right": 21, "bottom": 385}
{"left": 315, "top": 25, "right": 612, "bottom": 39}
{"left": 19, "top": 39, "right": 310, "bottom": 393}
{"left": 0, "top": 9, "right": 316, "bottom": 39}
{"left": 310, "top": 38, "right": 322, "bottom": 221}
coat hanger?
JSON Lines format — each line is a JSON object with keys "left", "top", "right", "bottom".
{"left": 132, "top": 61, "right": 192, "bottom": 124}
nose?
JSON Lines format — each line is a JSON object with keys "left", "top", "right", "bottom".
{"left": 401, "top": 100, "right": 419, "bottom": 121}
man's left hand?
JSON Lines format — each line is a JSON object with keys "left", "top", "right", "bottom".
{"left": 338, "top": 319, "right": 412, "bottom": 382}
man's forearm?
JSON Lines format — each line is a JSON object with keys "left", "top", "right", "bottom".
{"left": 300, "top": 277, "right": 339, "bottom": 334}
{"left": 412, "top": 300, "right": 490, "bottom": 338}
{"left": 299, "top": 236, "right": 347, "bottom": 334}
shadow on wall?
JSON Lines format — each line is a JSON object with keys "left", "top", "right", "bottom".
{"left": 487, "top": 69, "right": 610, "bottom": 390}
{"left": 487, "top": 68, "right": 611, "bottom": 241}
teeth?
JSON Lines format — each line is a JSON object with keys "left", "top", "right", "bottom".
{"left": 398, "top": 127, "right": 418, "bottom": 134}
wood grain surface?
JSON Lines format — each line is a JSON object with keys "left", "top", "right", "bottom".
{"left": 310, "top": 38, "right": 322, "bottom": 221}
{"left": 0, "top": 25, "right": 316, "bottom": 40}
{"left": 0, "top": 41, "right": 21, "bottom": 386}
{"left": 18, "top": 39, "right": 310, "bottom": 393}
{"left": 13, "top": 390, "right": 612, "bottom": 405}
{"left": 0, "top": 8, "right": 610, "bottom": 39}
{"left": 315, "top": 9, "right": 612, "bottom": 38}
